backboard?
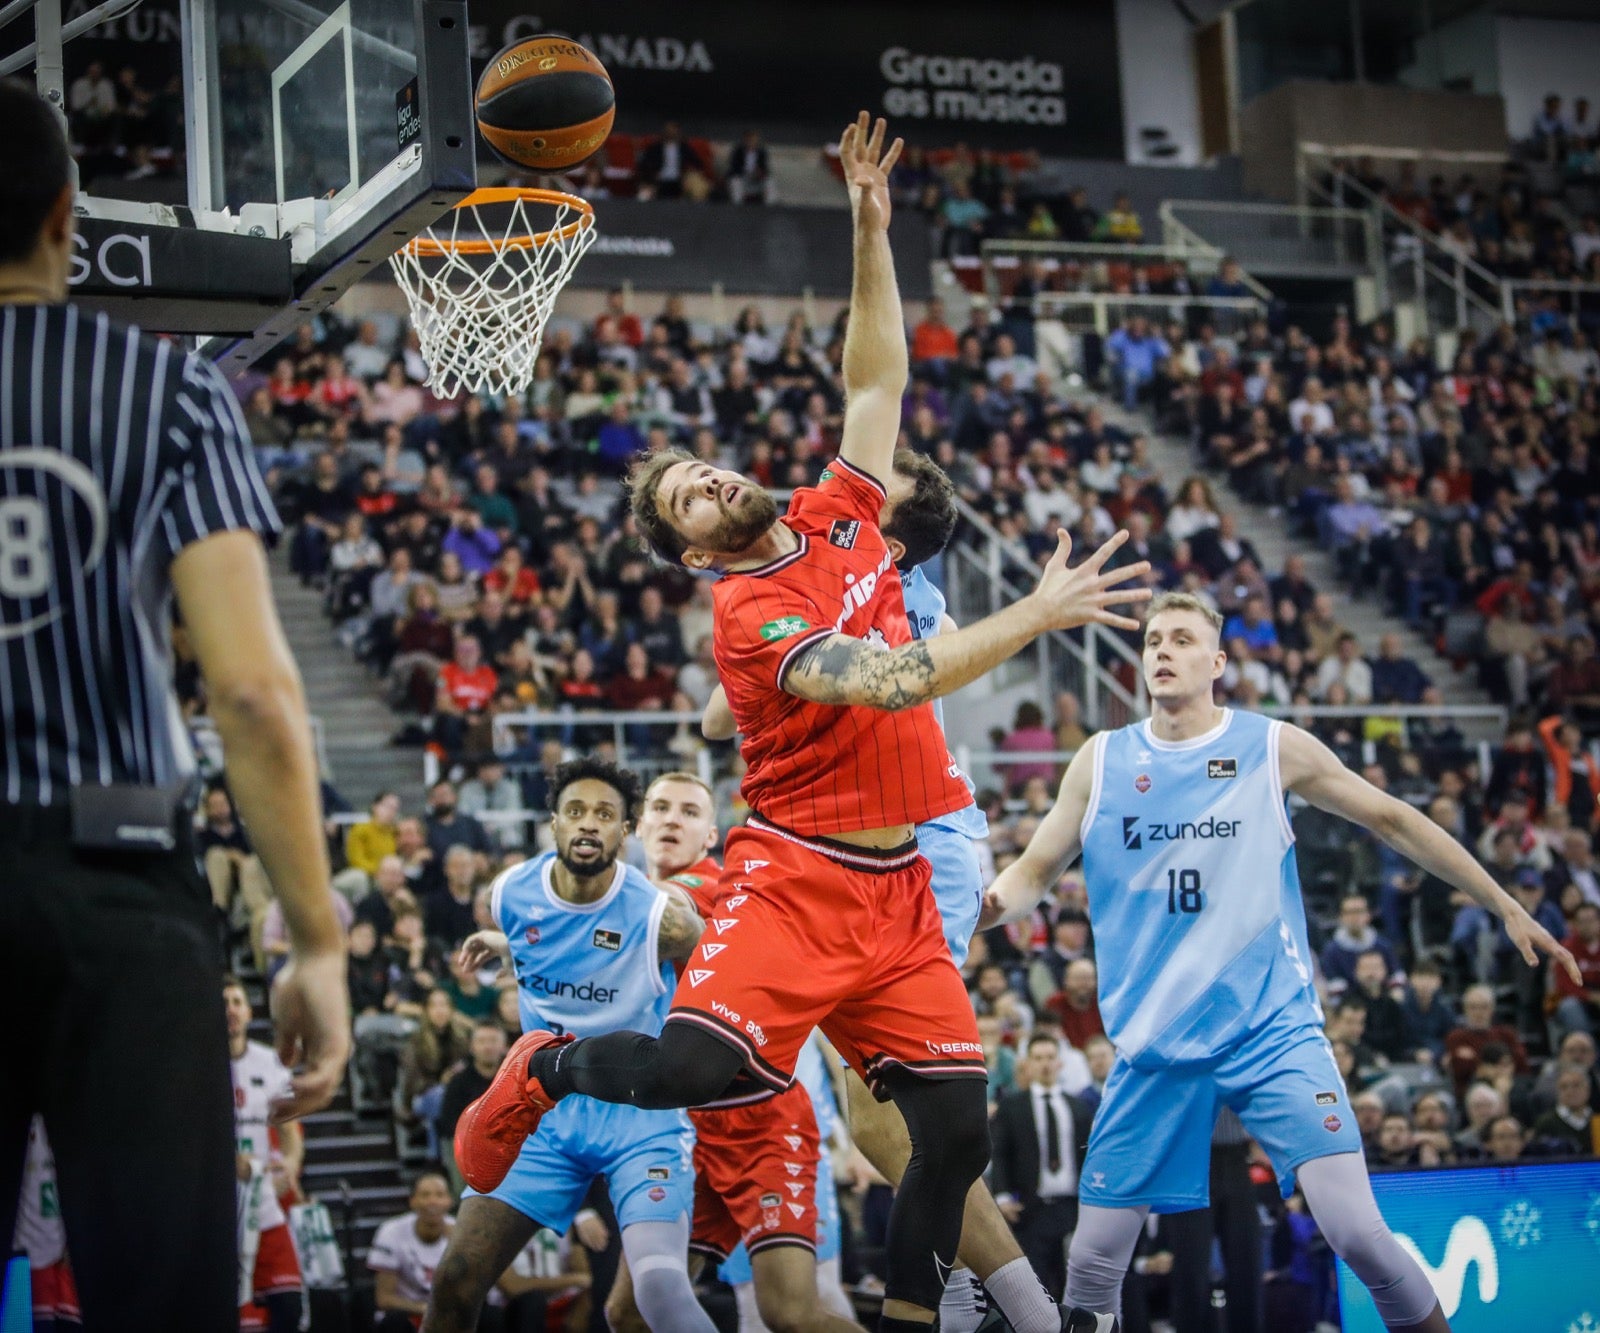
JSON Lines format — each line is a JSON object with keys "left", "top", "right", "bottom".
{"left": 5, "top": 0, "right": 475, "bottom": 368}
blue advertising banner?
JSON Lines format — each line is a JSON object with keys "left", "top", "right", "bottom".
{"left": 1337, "top": 1159, "right": 1600, "bottom": 1333}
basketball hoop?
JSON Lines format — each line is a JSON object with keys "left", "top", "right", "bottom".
{"left": 389, "top": 187, "right": 597, "bottom": 399}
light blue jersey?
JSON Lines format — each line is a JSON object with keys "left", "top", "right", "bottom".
{"left": 478, "top": 854, "right": 695, "bottom": 1232}
{"left": 1076, "top": 709, "right": 1357, "bottom": 1213}
{"left": 902, "top": 565, "right": 988, "bottom": 967}
{"left": 1080, "top": 708, "right": 1321, "bottom": 1067}
{"left": 492, "top": 853, "right": 677, "bottom": 1041}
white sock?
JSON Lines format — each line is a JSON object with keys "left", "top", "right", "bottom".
{"left": 939, "top": 1267, "right": 985, "bottom": 1333}
{"left": 984, "top": 1256, "right": 1059, "bottom": 1333}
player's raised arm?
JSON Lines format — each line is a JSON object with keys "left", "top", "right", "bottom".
{"left": 1279, "top": 724, "right": 1582, "bottom": 984}
{"left": 785, "top": 528, "right": 1150, "bottom": 710}
{"left": 979, "top": 742, "right": 1098, "bottom": 929}
{"left": 836, "top": 111, "right": 906, "bottom": 488}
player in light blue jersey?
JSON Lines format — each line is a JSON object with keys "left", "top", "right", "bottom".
{"left": 705, "top": 449, "right": 1062, "bottom": 1333}
{"left": 983, "top": 591, "right": 1581, "bottom": 1333}
{"left": 422, "top": 760, "right": 714, "bottom": 1333}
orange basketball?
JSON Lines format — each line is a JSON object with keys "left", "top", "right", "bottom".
{"left": 475, "top": 35, "right": 615, "bottom": 172}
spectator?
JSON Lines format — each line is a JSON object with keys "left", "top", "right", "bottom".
{"left": 1093, "top": 192, "right": 1143, "bottom": 243}
{"left": 725, "top": 129, "right": 773, "bottom": 204}
{"left": 1046, "top": 958, "right": 1105, "bottom": 1050}
{"left": 356, "top": 855, "right": 413, "bottom": 941}
{"left": 1483, "top": 1113, "right": 1528, "bottom": 1162}
{"left": 1367, "top": 1113, "right": 1427, "bottom": 1168}
{"left": 442, "top": 948, "right": 499, "bottom": 1022}
{"left": 1546, "top": 635, "right": 1600, "bottom": 730}
{"left": 369, "top": 1171, "right": 455, "bottom": 1331}
{"left": 1319, "top": 894, "right": 1403, "bottom": 995}
{"left": 998, "top": 701, "right": 1058, "bottom": 794}
{"left": 424, "top": 845, "right": 482, "bottom": 948}
{"left": 1347, "top": 949, "right": 1408, "bottom": 1063}
{"left": 1530, "top": 1064, "right": 1600, "bottom": 1154}
{"left": 196, "top": 784, "right": 269, "bottom": 928}
{"left": 1313, "top": 633, "right": 1374, "bottom": 705}
{"left": 438, "top": 1021, "right": 509, "bottom": 1192}
{"left": 1538, "top": 716, "right": 1600, "bottom": 830}
{"left": 459, "top": 760, "right": 524, "bottom": 851}
{"left": 424, "top": 779, "right": 492, "bottom": 865}
{"left": 1445, "top": 986, "right": 1530, "bottom": 1094}
{"left": 636, "top": 122, "right": 693, "bottom": 200}
{"left": 434, "top": 635, "right": 497, "bottom": 757}
{"left": 1452, "top": 1083, "right": 1505, "bottom": 1158}
{"left": 1398, "top": 959, "right": 1458, "bottom": 1064}
{"left": 940, "top": 180, "right": 989, "bottom": 256}
{"left": 1554, "top": 900, "right": 1600, "bottom": 1036}
{"left": 346, "top": 791, "right": 402, "bottom": 883}
{"left": 399, "top": 989, "right": 468, "bottom": 1154}
{"left": 1103, "top": 316, "right": 1171, "bottom": 412}
{"left": 1369, "top": 634, "right": 1431, "bottom": 705}
{"left": 989, "top": 1032, "right": 1094, "bottom": 1301}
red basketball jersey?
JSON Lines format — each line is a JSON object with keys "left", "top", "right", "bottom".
{"left": 665, "top": 856, "right": 724, "bottom": 917}
{"left": 713, "top": 458, "right": 968, "bottom": 835}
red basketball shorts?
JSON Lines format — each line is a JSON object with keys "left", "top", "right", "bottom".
{"left": 30, "top": 1257, "right": 80, "bottom": 1324}
{"left": 690, "top": 1081, "right": 821, "bottom": 1263}
{"left": 665, "top": 816, "right": 985, "bottom": 1100}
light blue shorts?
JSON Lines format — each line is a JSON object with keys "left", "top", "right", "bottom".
{"left": 717, "top": 1138, "right": 841, "bottom": 1286}
{"left": 467, "top": 1096, "right": 695, "bottom": 1232}
{"left": 918, "top": 817, "right": 985, "bottom": 969}
{"left": 1079, "top": 1024, "right": 1361, "bottom": 1214}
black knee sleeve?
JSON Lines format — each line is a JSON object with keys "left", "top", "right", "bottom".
{"left": 563, "top": 1022, "right": 746, "bottom": 1109}
{"left": 878, "top": 1072, "right": 992, "bottom": 1311}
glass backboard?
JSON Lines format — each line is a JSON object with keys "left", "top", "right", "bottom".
{"left": 3, "top": 0, "right": 475, "bottom": 366}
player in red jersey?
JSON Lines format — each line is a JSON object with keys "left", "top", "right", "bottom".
{"left": 600, "top": 772, "right": 848, "bottom": 1333}
{"left": 454, "top": 113, "right": 1149, "bottom": 1333}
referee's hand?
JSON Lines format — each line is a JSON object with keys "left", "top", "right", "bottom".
{"left": 268, "top": 950, "right": 352, "bottom": 1123}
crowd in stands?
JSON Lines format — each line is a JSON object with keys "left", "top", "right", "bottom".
{"left": 64, "top": 58, "right": 182, "bottom": 187}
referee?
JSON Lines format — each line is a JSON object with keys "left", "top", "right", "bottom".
{"left": 0, "top": 83, "right": 349, "bottom": 1329}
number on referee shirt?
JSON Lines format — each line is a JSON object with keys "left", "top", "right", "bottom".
{"left": 1166, "top": 868, "right": 1203, "bottom": 915}
{"left": 0, "top": 497, "right": 51, "bottom": 598}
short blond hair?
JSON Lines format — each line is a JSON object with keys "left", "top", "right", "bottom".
{"left": 1145, "top": 591, "right": 1224, "bottom": 638}
{"left": 645, "top": 771, "right": 715, "bottom": 803}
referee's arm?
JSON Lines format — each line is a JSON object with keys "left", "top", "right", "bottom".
{"left": 174, "top": 532, "right": 350, "bottom": 1120}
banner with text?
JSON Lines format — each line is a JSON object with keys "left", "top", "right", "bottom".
{"left": 469, "top": 0, "right": 1124, "bottom": 157}
{"left": 572, "top": 201, "right": 932, "bottom": 299}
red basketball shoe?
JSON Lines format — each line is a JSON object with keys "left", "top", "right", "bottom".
{"left": 453, "top": 1029, "right": 574, "bottom": 1193}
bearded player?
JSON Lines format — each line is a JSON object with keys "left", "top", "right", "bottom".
{"left": 600, "top": 771, "right": 854, "bottom": 1333}
{"left": 453, "top": 113, "right": 1150, "bottom": 1333}
{"left": 980, "top": 592, "right": 1581, "bottom": 1333}
{"left": 703, "top": 449, "right": 1058, "bottom": 1332}
{"left": 427, "top": 760, "right": 711, "bottom": 1333}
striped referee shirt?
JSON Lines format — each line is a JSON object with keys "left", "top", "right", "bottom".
{"left": 0, "top": 302, "right": 279, "bottom": 804}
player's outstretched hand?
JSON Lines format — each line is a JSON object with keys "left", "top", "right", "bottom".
{"left": 458, "top": 929, "right": 511, "bottom": 972}
{"left": 1505, "top": 901, "right": 1583, "bottom": 985}
{"left": 1031, "top": 528, "right": 1152, "bottom": 633}
{"left": 269, "top": 948, "right": 351, "bottom": 1124}
{"left": 839, "top": 110, "right": 903, "bottom": 231}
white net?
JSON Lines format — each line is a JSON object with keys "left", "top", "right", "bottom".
{"left": 389, "top": 190, "right": 597, "bottom": 399}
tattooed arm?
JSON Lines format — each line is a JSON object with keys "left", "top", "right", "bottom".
{"left": 657, "top": 886, "right": 705, "bottom": 964}
{"left": 784, "top": 529, "right": 1152, "bottom": 710}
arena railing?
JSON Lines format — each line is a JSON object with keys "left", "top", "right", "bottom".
{"left": 1500, "top": 275, "right": 1600, "bottom": 328}
{"left": 955, "top": 701, "right": 1508, "bottom": 794}
{"left": 975, "top": 237, "right": 1269, "bottom": 337}
{"left": 1157, "top": 198, "right": 1380, "bottom": 284}
{"left": 1297, "top": 153, "right": 1507, "bottom": 337}
{"left": 189, "top": 714, "right": 329, "bottom": 784}
{"left": 946, "top": 495, "right": 1147, "bottom": 731}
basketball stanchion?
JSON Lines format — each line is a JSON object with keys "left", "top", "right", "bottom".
{"left": 389, "top": 187, "right": 597, "bottom": 399}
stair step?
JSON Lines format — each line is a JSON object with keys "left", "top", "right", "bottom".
{"left": 302, "top": 1161, "right": 404, "bottom": 1189}
{"left": 304, "top": 1132, "right": 398, "bottom": 1159}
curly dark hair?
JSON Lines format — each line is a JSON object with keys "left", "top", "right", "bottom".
{"left": 548, "top": 757, "right": 644, "bottom": 824}
{"left": 882, "top": 448, "right": 957, "bottom": 570}
{"left": 626, "top": 447, "right": 697, "bottom": 564}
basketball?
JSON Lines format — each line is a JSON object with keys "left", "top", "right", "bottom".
{"left": 475, "top": 35, "right": 615, "bottom": 172}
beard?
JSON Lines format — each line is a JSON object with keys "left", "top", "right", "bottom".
{"left": 703, "top": 486, "right": 780, "bottom": 553}
{"left": 556, "top": 842, "right": 619, "bottom": 880}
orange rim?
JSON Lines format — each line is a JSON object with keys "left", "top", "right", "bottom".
{"left": 405, "top": 187, "right": 594, "bottom": 258}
